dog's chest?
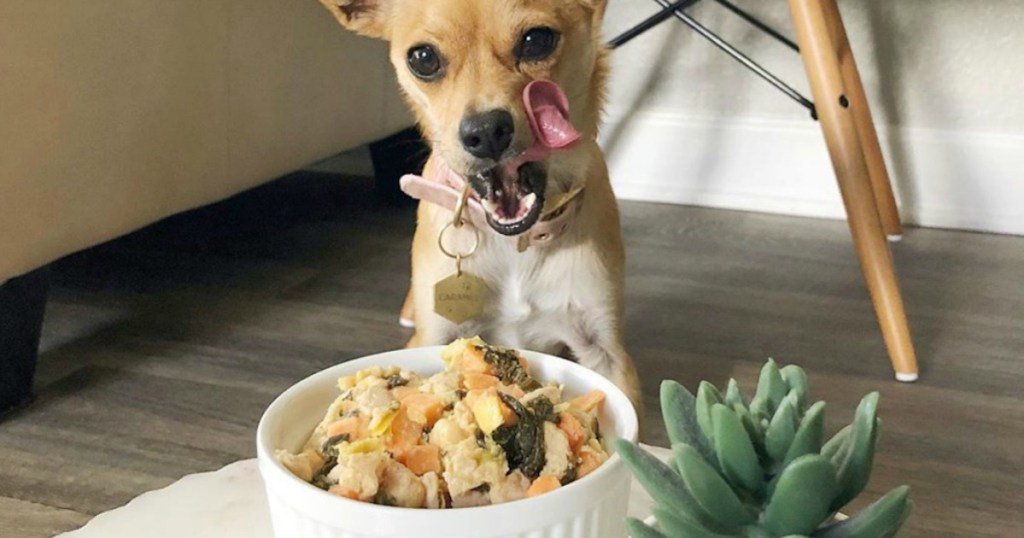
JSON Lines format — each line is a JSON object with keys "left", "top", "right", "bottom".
{"left": 468, "top": 238, "right": 602, "bottom": 350}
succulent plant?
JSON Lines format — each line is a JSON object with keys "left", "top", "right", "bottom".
{"left": 618, "top": 359, "right": 912, "bottom": 538}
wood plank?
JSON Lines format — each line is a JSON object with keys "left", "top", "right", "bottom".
{"left": 0, "top": 497, "right": 90, "bottom": 538}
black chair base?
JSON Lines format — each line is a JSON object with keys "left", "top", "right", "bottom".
{"left": 0, "top": 267, "right": 50, "bottom": 418}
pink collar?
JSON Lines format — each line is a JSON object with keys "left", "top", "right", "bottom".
{"left": 399, "top": 161, "right": 585, "bottom": 252}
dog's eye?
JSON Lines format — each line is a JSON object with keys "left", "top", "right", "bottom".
{"left": 515, "top": 27, "right": 559, "bottom": 63}
{"left": 407, "top": 44, "right": 444, "bottom": 81}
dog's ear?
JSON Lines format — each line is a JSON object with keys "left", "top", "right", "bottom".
{"left": 317, "top": 0, "right": 391, "bottom": 39}
{"left": 576, "top": 0, "right": 609, "bottom": 23}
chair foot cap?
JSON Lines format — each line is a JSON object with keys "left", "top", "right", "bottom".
{"left": 887, "top": 234, "right": 903, "bottom": 243}
{"left": 895, "top": 372, "right": 918, "bottom": 383}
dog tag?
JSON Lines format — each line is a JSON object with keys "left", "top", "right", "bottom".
{"left": 434, "top": 272, "right": 486, "bottom": 324}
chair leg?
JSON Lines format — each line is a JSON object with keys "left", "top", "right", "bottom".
{"left": 819, "top": 0, "right": 903, "bottom": 240}
{"left": 788, "top": 0, "right": 919, "bottom": 381}
{"left": 0, "top": 267, "right": 50, "bottom": 417}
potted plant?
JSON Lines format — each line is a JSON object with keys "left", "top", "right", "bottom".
{"left": 617, "top": 360, "right": 912, "bottom": 538}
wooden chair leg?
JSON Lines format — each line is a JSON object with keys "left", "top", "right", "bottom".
{"left": 819, "top": 0, "right": 904, "bottom": 240}
{"left": 788, "top": 0, "right": 919, "bottom": 381}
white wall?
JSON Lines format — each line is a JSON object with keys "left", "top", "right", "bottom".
{"left": 600, "top": 0, "right": 1024, "bottom": 235}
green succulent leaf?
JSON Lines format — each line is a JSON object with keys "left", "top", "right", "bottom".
{"left": 813, "top": 486, "right": 912, "bottom": 538}
{"left": 732, "top": 402, "right": 765, "bottom": 455}
{"left": 725, "top": 378, "right": 747, "bottom": 408}
{"left": 661, "top": 380, "right": 719, "bottom": 470}
{"left": 696, "top": 381, "right": 725, "bottom": 440}
{"left": 765, "top": 396, "right": 799, "bottom": 463}
{"left": 755, "top": 359, "right": 787, "bottom": 414}
{"left": 779, "top": 364, "right": 808, "bottom": 410}
{"left": 616, "top": 440, "right": 718, "bottom": 527}
{"left": 675, "top": 444, "right": 755, "bottom": 531}
{"left": 711, "top": 404, "right": 764, "bottom": 494}
{"left": 833, "top": 392, "right": 880, "bottom": 511}
{"left": 625, "top": 517, "right": 669, "bottom": 538}
{"left": 822, "top": 425, "right": 852, "bottom": 466}
{"left": 784, "top": 401, "right": 826, "bottom": 467}
{"left": 652, "top": 505, "right": 736, "bottom": 538}
{"left": 763, "top": 455, "right": 839, "bottom": 536}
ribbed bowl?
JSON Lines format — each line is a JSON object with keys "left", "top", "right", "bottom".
{"left": 257, "top": 347, "right": 640, "bottom": 538}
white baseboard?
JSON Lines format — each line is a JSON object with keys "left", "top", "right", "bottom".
{"left": 600, "top": 111, "right": 1024, "bottom": 236}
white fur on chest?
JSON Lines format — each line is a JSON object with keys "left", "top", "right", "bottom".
{"left": 462, "top": 227, "right": 609, "bottom": 353}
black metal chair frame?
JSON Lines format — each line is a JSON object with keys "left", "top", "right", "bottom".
{"left": 608, "top": 0, "right": 818, "bottom": 119}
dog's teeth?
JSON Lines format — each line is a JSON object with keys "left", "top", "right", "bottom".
{"left": 522, "top": 193, "right": 536, "bottom": 209}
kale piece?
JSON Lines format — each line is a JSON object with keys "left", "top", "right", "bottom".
{"left": 479, "top": 345, "right": 541, "bottom": 391}
{"left": 386, "top": 374, "right": 409, "bottom": 389}
{"left": 527, "top": 396, "right": 558, "bottom": 423}
{"left": 321, "top": 433, "right": 351, "bottom": 458}
{"left": 373, "top": 489, "right": 399, "bottom": 506}
{"left": 494, "top": 392, "right": 547, "bottom": 479}
{"left": 561, "top": 464, "right": 578, "bottom": 486}
{"left": 311, "top": 456, "right": 338, "bottom": 490}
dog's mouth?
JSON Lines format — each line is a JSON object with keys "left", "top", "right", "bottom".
{"left": 469, "top": 161, "right": 546, "bottom": 236}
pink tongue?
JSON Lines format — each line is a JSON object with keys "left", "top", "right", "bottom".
{"left": 524, "top": 80, "right": 581, "bottom": 149}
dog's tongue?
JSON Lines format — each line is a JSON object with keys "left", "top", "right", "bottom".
{"left": 524, "top": 80, "right": 581, "bottom": 149}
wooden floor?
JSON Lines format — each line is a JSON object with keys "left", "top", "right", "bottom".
{"left": 1, "top": 172, "right": 1022, "bottom": 537}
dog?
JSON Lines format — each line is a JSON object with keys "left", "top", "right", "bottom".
{"left": 317, "top": 0, "right": 642, "bottom": 410}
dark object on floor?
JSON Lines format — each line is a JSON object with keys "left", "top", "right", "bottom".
{"left": 369, "top": 127, "right": 429, "bottom": 205}
{"left": 0, "top": 267, "right": 50, "bottom": 418}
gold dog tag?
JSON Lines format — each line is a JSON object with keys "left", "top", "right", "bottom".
{"left": 434, "top": 272, "right": 486, "bottom": 324}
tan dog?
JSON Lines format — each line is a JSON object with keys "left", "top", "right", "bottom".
{"left": 317, "top": 0, "right": 641, "bottom": 408}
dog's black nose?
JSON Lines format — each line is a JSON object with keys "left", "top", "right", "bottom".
{"left": 459, "top": 109, "right": 514, "bottom": 160}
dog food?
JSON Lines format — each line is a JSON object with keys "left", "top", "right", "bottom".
{"left": 277, "top": 337, "right": 609, "bottom": 508}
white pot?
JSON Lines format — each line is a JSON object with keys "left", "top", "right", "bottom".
{"left": 257, "top": 347, "right": 640, "bottom": 538}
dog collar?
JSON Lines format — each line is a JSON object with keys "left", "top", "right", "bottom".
{"left": 399, "top": 162, "right": 585, "bottom": 252}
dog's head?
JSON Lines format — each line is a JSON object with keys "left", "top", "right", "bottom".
{"left": 319, "top": 0, "right": 608, "bottom": 235}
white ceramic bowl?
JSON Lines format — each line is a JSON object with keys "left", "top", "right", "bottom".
{"left": 257, "top": 346, "right": 639, "bottom": 538}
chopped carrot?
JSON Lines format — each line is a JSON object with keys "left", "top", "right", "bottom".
{"left": 460, "top": 346, "right": 493, "bottom": 374}
{"left": 401, "top": 392, "right": 445, "bottom": 427}
{"left": 569, "top": 390, "right": 606, "bottom": 413}
{"left": 328, "top": 485, "right": 360, "bottom": 500}
{"left": 386, "top": 407, "right": 424, "bottom": 459}
{"left": 393, "top": 383, "right": 421, "bottom": 399}
{"left": 558, "top": 412, "right": 585, "bottom": 452}
{"left": 463, "top": 372, "right": 500, "bottom": 390}
{"left": 577, "top": 449, "right": 604, "bottom": 478}
{"left": 498, "top": 383, "right": 526, "bottom": 399}
{"left": 526, "top": 475, "right": 562, "bottom": 497}
{"left": 327, "top": 416, "right": 367, "bottom": 440}
{"left": 401, "top": 444, "right": 443, "bottom": 476}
